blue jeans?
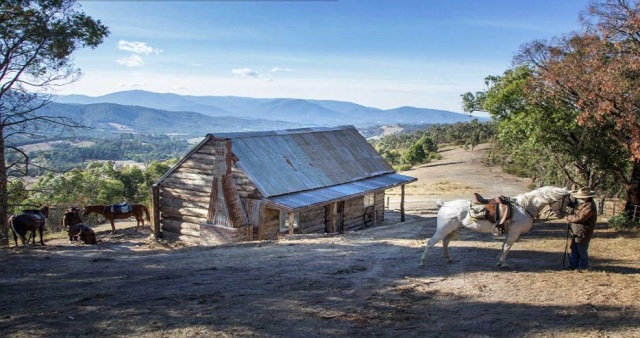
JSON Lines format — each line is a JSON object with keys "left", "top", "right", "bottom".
{"left": 569, "top": 239, "right": 590, "bottom": 269}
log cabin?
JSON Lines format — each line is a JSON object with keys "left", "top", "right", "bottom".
{"left": 151, "top": 125, "right": 416, "bottom": 245}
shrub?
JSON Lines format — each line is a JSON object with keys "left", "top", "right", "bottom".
{"left": 394, "top": 164, "right": 413, "bottom": 172}
{"left": 607, "top": 213, "right": 639, "bottom": 230}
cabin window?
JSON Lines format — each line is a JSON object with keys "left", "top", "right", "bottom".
{"left": 279, "top": 211, "right": 299, "bottom": 232}
{"left": 363, "top": 193, "right": 375, "bottom": 207}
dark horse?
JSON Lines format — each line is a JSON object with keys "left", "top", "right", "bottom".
{"left": 83, "top": 204, "right": 150, "bottom": 232}
{"left": 63, "top": 207, "right": 97, "bottom": 244}
{"left": 9, "top": 205, "right": 49, "bottom": 247}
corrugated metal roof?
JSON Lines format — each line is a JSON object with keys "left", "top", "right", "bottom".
{"left": 266, "top": 173, "right": 417, "bottom": 212}
{"left": 210, "top": 125, "right": 395, "bottom": 198}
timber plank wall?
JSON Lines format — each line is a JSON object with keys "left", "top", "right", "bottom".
{"left": 158, "top": 137, "right": 389, "bottom": 245}
{"left": 158, "top": 140, "right": 262, "bottom": 244}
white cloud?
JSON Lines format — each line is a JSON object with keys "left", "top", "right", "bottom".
{"left": 117, "top": 81, "right": 147, "bottom": 88}
{"left": 118, "top": 40, "right": 162, "bottom": 55}
{"left": 270, "top": 67, "right": 293, "bottom": 73}
{"left": 232, "top": 68, "right": 260, "bottom": 78}
{"left": 116, "top": 55, "right": 144, "bottom": 67}
{"left": 115, "top": 40, "right": 162, "bottom": 68}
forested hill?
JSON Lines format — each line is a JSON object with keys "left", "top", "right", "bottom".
{"left": 56, "top": 90, "right": 487, "bottom": 127}
{"left": 35, "top": 101, "right": 302, "bottom": 137}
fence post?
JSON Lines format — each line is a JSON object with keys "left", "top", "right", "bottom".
{"left": 400, "top": 185, "right": 405, "bottom": 222}
{"left": 612, "top": 202, "right": 616, "bottom": 217}
{"left": 150, "top": 184, "right": 160, "bottom": 238}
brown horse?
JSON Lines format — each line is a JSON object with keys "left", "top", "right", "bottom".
{"left": 83, "top": 204, "right": 150, "bottom": 232}
{"left": 9, "top": 205, "right": 49, "bottom": 247}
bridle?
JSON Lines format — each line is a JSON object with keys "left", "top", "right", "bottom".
{"left": 548, "top": 193, "right": 572, "bottom": 218}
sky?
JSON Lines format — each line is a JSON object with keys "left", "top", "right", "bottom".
{"left": 60, "top": 0, "right": 590, "bottom": 114}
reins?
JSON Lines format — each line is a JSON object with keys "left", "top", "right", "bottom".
{"left": 511, "top": 192, "right": 570, "bottom": 221}
{"left": 504, "top": 197, "right": 537, "bottom": 220}
{"left": 497, "top": 192, "right": 570, "bottom": 235}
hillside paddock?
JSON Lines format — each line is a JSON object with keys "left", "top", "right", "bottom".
{"left": 1, "top": 144, "right": 639, "bottom": 337}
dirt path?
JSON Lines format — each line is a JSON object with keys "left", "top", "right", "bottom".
{"left": 1, "top": 144, "right": 639, "bottom": 338}
{"left": 386, "top": 143, "right": 532, "bottom": 215}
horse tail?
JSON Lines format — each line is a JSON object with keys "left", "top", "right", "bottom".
{"left": 8, "top": 215, "right": 19, "bottom": 246}
{"left": 8, "top": 215, "right": 16, "bottom": 233}
{"left": 8, "top": 214, "right": 27, "bottom": 246}
{"left": 143, "top": 205, "right": 151, "bottom": 222}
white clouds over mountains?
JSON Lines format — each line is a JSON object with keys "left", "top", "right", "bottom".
{"left": 232, "top": 67, "right": 293, "bottom": 81}
{"left": 117, "top": 40, "right": 162, "bottom": 68}
{"left": 232, "top": 68, "right": 260, "bottom": 78}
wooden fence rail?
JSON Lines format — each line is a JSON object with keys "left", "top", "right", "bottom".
{"left": 599, "top": 197, "right": 639, "bottom": 222}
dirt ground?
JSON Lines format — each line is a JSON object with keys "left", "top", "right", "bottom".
{"left": 1, "top": 144, "right": 639, "bottom": 338}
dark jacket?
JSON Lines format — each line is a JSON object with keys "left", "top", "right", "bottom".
{"left": 566, "top": 199, "right": 597, "bottom": 243}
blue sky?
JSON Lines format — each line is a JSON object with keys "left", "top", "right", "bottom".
{"left": 62, "top": 0, "right": 589, "bottom": 113}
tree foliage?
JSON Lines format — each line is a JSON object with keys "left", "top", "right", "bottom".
{"left": 462, "top": 0, "right": 640, "bottom": 211}
{"left": 515, "top": 0, "right": 640, "bottom": 209}
{"left": 462, "top": 65, "right": 629, "bottom": 191}
{"left": 14, "top": 159, "right": 175, "bottom": 214}
{"left": 0, "top": 0, "right": 109, "bottom": 244}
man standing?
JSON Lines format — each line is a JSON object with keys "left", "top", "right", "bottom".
{"left": 566, "top": 187, "right": 598, "bottom": 272}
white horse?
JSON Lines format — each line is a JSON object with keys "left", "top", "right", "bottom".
{"left": 419, "top": 186, "right": 572, "bottom": 268}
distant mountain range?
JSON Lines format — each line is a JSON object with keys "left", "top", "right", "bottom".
{"left": 53, "top": 90, "right": 487, "bottom": 133}
{"left": 36, "top": 101, "right": 300, "bottom": 137}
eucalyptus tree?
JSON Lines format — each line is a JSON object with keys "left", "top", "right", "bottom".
{"left": 0, "top": 0, "right": 109, "bottom": 244}
{"left": 516, "top": 0, "right": 640, "bottom": 211}
{"left": 462, "top": 65, "right": 628, "bottom": 191}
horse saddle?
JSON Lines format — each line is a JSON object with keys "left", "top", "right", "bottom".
{"left": 22, "top": 210, "right": 46, "bottom": 224}
{"left": 472, "top": 193, "right": 513, "bottom": 234}
{"left": 110, "top": 202, "right": 132, "bottom": 214}
{"left": 493, "top": 196, "right": 513, "bottom": 234}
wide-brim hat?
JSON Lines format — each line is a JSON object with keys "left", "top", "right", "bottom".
{"left": 571, "top": 187, "right": 596, "bottom": 199}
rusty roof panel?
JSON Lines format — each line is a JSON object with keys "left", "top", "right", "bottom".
{"left": 211, "top": 126, "right": 396, "bottom": 198}
{"left": 266, "top": 173, "right": 417, "bottom": 211}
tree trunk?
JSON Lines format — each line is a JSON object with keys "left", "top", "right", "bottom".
{"left": 0, "top": 126, "right": 9, "bottom": 246}
{"left": 625, "top": 159, "right": 640, "bottom": 218}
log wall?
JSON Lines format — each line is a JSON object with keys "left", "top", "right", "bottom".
{"left": 156, "top": 135, "right": 395, "bottom": 244}
{"left": 261, "top": 208, "right": 280, "bottom": 240}
{"left": 299, "top": 205, "right": 328, "bottom": 234}
{"left": 294, "top": 190, "right": 386, "bottom": 235}
{"left": 158, "top": 138, "right": 263, "bottom": 243}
